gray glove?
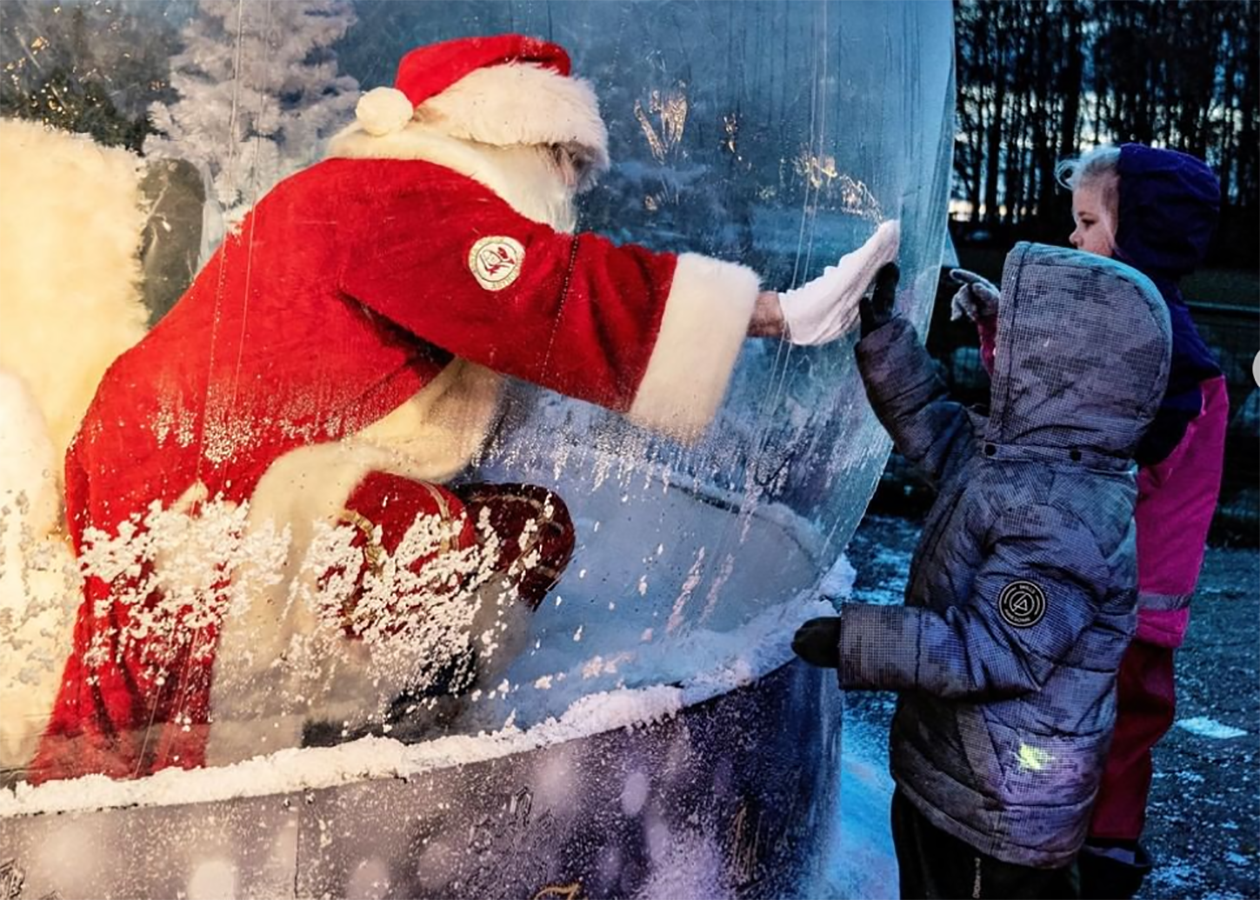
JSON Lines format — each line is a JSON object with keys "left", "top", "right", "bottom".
{"left": 949, "top": 268, "right": 1000, "bottom": 322}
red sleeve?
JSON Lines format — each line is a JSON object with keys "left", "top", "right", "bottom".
{"left": 338, "top": 174, "right": 677, "bottom": 414}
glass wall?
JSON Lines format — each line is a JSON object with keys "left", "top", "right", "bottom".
{"left": 0, "top": 0, "right": 953, "bottom": 790}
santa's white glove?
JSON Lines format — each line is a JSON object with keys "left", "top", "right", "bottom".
{"left": 949, "top": 268, "right": 1000, "bottom": 322}
{"left": 778, "top": 220, "right": 901, "bottom": 346}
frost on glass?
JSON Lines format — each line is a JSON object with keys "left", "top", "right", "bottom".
{"left": 1, "top": 0, "right": 952, "bottom": 894}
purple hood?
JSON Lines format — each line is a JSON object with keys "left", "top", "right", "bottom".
{"left": 1115, "top": 144, "right": 1220, "bottom": 286}
{"left": 1114, "top": 144, "right": 1224, "bottom": 465}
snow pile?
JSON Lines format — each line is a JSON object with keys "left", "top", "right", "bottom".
{"left": 1175, "top": 717, "right": 1248, "bottom": 740}
{"left": 0, "top": 585, "right": 838, "bottom": 818}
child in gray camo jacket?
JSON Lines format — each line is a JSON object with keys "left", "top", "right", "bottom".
{"left": 793, "top": 246, "right": 1172, "bottom": 900}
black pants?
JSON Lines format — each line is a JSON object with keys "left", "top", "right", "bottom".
{"left": 891, "top": 789, "right": 1081, "bottom": 900}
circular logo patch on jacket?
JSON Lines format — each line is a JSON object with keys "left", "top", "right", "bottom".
{"left": 998, "top": 580, "right": 1047, "bottom": 628}
{"left": 469, "top": 235, "right": 525, "bottom": 291}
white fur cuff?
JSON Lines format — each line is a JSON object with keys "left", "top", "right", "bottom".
{"left": 627, "top": 253, "right": 760, "bottom": 442}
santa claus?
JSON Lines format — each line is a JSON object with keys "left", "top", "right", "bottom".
{"left": 31, "top": 34, "right": 899, "bottom": 781}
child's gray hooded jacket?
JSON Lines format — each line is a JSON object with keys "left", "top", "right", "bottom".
{"left": 842, "top": 243, "right": 1172, "bottom": 867}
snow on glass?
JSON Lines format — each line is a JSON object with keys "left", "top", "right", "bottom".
{"left": 72, "top": 496, "right": 509, "bottom": 695}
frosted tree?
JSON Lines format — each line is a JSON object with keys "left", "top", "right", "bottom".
{"left": 146, "top": 0, "right": 359, "bottom": 223}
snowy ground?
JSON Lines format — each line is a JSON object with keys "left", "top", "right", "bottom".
{"left": 827, "top": 514, "right": 1260, "bottom": 900}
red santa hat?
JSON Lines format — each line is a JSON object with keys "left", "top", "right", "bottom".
{"left": 354, "top": 34, "right": 609, "bottom": 176}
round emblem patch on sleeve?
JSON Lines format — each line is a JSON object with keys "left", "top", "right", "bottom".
{"left": 469, "top": 235, "right": 525, "bottom": 291}
{"left": 998, "top": 580, "right": 1047, "bottom": 628}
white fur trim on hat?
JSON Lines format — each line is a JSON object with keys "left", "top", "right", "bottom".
{"left": 356, "top": 86, "right": 416, "bottom": 136}
{"left": 417, "top": 63, "right": 609, "bottom": 177}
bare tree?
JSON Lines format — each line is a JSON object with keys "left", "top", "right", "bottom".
{"left": 952, "top": 0, "right": 1257, "bottom": 261}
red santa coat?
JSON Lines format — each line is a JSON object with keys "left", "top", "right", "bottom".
{"left": 34, "top": 138, "right": 760, "bottom": 781}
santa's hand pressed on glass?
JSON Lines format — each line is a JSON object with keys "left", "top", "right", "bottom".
{"left": 34, "top": 34, "right": 899, "bottom": 782}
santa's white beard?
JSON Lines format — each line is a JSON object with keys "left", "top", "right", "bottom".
{"left": 471, "top": 143, "right": 579, "bottom": 234}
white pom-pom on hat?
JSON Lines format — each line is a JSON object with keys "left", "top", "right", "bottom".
{"left": 356, "top": 87, "right": 415, "bottom": 136}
